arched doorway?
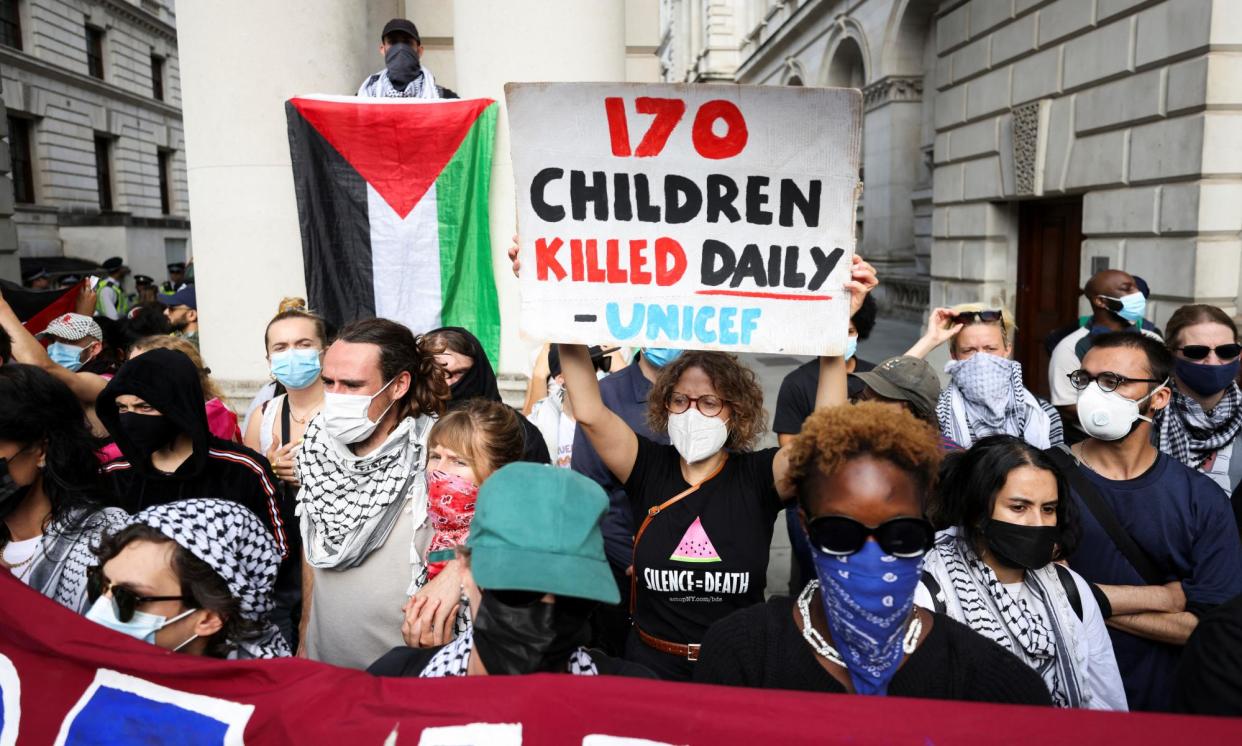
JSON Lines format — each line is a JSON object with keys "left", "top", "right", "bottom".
{"left": 826, "top": 38, "right": 866, "bottom": 89}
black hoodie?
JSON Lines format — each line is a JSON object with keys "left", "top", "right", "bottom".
{"left": 96, "top": 348, "right": 288, "bottom": 557}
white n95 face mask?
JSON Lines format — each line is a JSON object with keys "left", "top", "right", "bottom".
{"left": 322, "top": 378, "right": 396, "bottom": 444}
{"left": 1076, "top": 380, "right": 1165, "bottom": 441}
{"left": 667, "top": 409, "right": 729, "bottom": 464}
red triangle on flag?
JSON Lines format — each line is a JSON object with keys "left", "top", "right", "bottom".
{"left": 290, "top": 96, "right": 494, "bottom": 219}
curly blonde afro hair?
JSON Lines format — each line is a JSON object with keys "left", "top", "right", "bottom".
{"left": 785, "top": 402, "right": 944, "bottom": 508}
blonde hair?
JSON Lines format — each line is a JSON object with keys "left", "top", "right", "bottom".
{"left": 131, "top": 335, "right": 228, "bottom": 405}
{"left": 264, "top": 297, "right": 328, "bottom": 354}
{"left": 427, "top": 399, "right": 524, "bottom": 482}
{"left": 948, "top": 303, "right": 1016, "bottom": 353}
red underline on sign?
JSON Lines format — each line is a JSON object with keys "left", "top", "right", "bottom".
{"left": 695, "top": 290, "right": 834, "bottom": 302}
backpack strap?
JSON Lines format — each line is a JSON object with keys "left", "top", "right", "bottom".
{"left": 920, "top": 571, "right": 946, "bottom": 615}
{"left": 1053, "top": 564, "right": 1084, "bottom": 622}
{"left": 1046, "top": 445, "right": 1165, "bottom": 586}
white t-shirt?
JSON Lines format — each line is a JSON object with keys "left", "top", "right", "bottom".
{"left": 3, "top": 535, "right": 42, "bottom": 583}
{"left": 1204, "top": 442, "right": 1234, "bottom": 493}
{"left": 555, "top": 412, "right": 576, "bottom": 469}
{"left": 1048, "top": 326, "right": 1164, "bottom": 406}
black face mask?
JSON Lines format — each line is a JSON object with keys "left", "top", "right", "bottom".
{"left": 472, "top": 590, "right": 592, "bottom": 675}
{"left": 384, "top": 42, "right": 422, "bottom": 89}
{"left": 118, "top": 412, "right": 181, "bottom": 456}
{"left": 982, "top": 519, "right": 1060, "bottom": 571}
{"left": 0, "top": 458, "right": 32, "bottom": 520}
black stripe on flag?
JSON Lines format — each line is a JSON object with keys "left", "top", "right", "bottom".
{"left": 286, "top": 101, "right": 375, "bottom": 327}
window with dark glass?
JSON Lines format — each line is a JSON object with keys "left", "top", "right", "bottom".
{"left": 151, "top": 54, "right": 164, "bottom": 100}
{"left": 94, "top": 135, "right": 112, "bottom": 210}
{"left": 86, "top": 25, "right": 104, "bottom": 79}
{"left": 0, "top": 0, "right": 21, "bottom": 50}
{"left": 8, "top": 116, "right": 34, "bottom": 204}
{"left": 158, "top": 149, "right": 172, "bottom": 214}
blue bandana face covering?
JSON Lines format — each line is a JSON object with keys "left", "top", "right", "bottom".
{"left": 812, "top": 539, "right": 924, "bottom": 695}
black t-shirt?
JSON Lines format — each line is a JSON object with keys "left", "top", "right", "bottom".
{"left": 1174, "top": 592, "right": 1242, "bottom": 716}
{"left": 772, "top": 358, "right": 874, "bottom": 435}
{"left": 623, "top": 436, "right": 782, "bottom": 645}
{"left": 694, "top": 596, "right": 1052, "bottom": 706}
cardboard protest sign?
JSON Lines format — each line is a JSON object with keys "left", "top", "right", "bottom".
{"left": 507, "top": 82, "right": 862, "bottom": 356}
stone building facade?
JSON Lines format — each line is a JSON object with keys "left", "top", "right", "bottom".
{"left": 659, "top": 0, "right": 1242, "bottom": 393}
{"left": 0, "top": 0, "right": 189, "bottom": 285}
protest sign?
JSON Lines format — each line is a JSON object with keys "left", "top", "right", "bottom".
{"left": 507, "top": 82, "right": 862, "bottom": 356}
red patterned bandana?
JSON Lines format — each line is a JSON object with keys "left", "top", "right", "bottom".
{"left": 425, "top": 470, "right": 479, "bottom": 580}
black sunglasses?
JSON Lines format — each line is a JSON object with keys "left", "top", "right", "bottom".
{"left": 86, "top": 565, "right": 189, "bottom": 623}
{"left": 1176, "top": 344, "right": 1242, "bottom": 361}
{"left": 952, "top": 310, "right": 1006, "bottom": 331}
{"left": 806, "top": 516, "right": 935, "bottom": 558}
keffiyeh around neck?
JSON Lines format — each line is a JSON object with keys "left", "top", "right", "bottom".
{"left": 133, "top": 498, "right": 290, "bottom": 659}
{"left": 1158, "top": 385, "right": 1242, "bottom": 471}
{"left": 938, "top": 354, "right": 1051, "bottom": 448}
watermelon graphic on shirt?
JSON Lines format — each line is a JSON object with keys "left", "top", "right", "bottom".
{"left": 669, "top": 517, "right": 722, "bottom": 563}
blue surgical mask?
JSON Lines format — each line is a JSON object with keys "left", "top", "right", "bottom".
{"left": 1103, "top": 292, "right": 1146, "bottom": 326}
{"left": 48, "top": 341, "right": 86, "bottom": 372}
{"left": 85, "top": 595, "right": 198, "bottom": 645}
{"left": 642, "top": 347, "right": 683, "bottom": 369}
{"left": 845, "top": 335, "right": 858, "bottom": 362}
{"left": 1174, "top": 357, "right": 1240, "bottom": 397}
{"left": 270, "top": 348, "right": 323, "bottom": 390}
{"left": 811, "top": 539, "right": 924, "bottom": 696}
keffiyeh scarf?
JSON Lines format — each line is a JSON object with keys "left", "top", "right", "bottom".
{"left": 938, "top": 354, "right": 1052, "bottom": 448}
{"left": 26, "top": 507, "right": 128, "bottom": 614}
{"left": 361, "top": 67, "right": 441, "bottom": 99}
{"left": 418, "top": 627, "right": 599, "bottom": 677}
{"left": 1157, "top": 385, "right": 1242, "bottom": 470}
{"left": 134, "top": 498, "right": 291, "bottom": 660}
{"left": 297, "top": 415, "right": 429, "bottom": 573}
{"left": 930, "top": 531, "right": 1084, "bottom": 707}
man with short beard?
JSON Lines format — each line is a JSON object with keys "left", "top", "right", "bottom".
{"left": 158, "top": 285, "right": 198, "bottom": 349}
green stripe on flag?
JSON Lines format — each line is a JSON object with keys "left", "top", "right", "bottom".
{"left": 436, "top": 104, "right": 501, "bottom": 365}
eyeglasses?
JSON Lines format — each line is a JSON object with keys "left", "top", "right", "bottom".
{"left": 667, "top": 392, "right": 730, "bottom": 417}
{"left": 86, "top": 565, "right": 189, "bottom": 623}
{"left": 1176, "top": 344, "right": 1242, "bottom": 361}
{"left": 952, "top": 310, "right": 1006, "bottom": 331}
{"left": 806, "top": 516, "right": 935, "bottom": 558}
{"left": 1067, "top": 369, "right": 1163, "bottom": 393}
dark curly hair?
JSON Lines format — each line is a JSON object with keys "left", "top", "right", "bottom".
{"left": 930, "top": 435, "right": 1080, "bottom": 560}
{"left": 786, "top": 402, "right": 943, "bottom": 512}
{"left": 0, "top": 365, "right": 105, "bottom": 544}
{"left": 334, "top": 318, "right": 449, "bottom": 420}
{"left": 646, "top": 351, "right": 767, "bottom": 451}
{"left": 94, "top": 524, "right": 257, "bottom": 659}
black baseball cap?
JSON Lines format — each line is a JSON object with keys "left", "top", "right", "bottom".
{"left": 381, "top": 19, "right": 420, "bottom": 44}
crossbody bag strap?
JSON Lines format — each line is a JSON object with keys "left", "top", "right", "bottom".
{"left": 279, "top": 395, "right": 292, "bottom": 447}
{"left": 629, "top": 455, "right": 729, "bottom": 616}
{"left": 1053, "top": 563, "right": 1084, "bottom": 622}
{"left": 1047, "top": 445, "right": 1165, "bottom": 586}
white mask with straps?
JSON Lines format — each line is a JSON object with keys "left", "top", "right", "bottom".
{"left": 667, "top": 409, "right": 728, "bottom": 464}
{"left": 321, "top": 378, "right": 397, "bottom": 444}
{"left": 1076, "top": 379, "right": 1167, "bottom": 441}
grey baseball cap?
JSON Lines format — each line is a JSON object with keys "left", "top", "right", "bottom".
{"left": 849, "top": 355, "right": 941, "bottom": 421}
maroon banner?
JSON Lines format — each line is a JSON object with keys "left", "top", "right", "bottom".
{"left": 0, "top": 569, "right": 1236, "bottom": 745}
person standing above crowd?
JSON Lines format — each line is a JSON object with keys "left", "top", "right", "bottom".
{"left": 94, "top": 257, "right": 131, "bottom": 321}
{"left": 87, "top": 499, "right": 289, "bottom": 659}
{"left": 1152, "top": 305, "right": 1242, "bottom": 497}
{"left": 919, "top": 436, "right": 1126, "bottom": 710}
{"left": 159, "top": 285, "right": 199, "bottom": 350}
{"left": 357, "top": 18, "right": 458, "bottom": 99}
{"left": 422, "top": 327, "right": 550, "bottom": 465}
{"left": 295, "top": 319, "right": 448, "bottom": 669}
{"left": 694, "top": 405, "right": 1051, "bottom": 705}
{"left": 1048, "top": 270, "right": 1162, "bottom": 439}
{"left": 527, "top": 344, "right": 615, "bottom": 468}
{"left": 0, "top": 365, "right": 127, "bottom": 613}
{"left": 95, "top": 349, "right": 288, "bottom": 556}
{"left": 1049, "top": 332, "right": 1242, "bottom": 711}
{"left": 904, "top": 305, "right": 1062, "bottom": 448}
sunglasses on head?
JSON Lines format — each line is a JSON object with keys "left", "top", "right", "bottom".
{"left": 806, "top": 515, "right": 935, "bottom": 558}
{"left": 952, "top": 310, "right": 1006, "bottom": 330}
{"left": 86, "top": 565, "right": 189, "bottom": 623}
{"left": 1176, "top": 344, "right": 1242, "bottom": 361}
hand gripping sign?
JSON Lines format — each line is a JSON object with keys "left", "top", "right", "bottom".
{"left": 507, "top": 82, "right": 862, "bottom": 356}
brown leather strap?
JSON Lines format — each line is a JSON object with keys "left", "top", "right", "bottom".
{"left": 637, "top": 626, "right": 701, "bottom": 661}
{"left": 629, "top": 455, "right": 729, "bottom": 615}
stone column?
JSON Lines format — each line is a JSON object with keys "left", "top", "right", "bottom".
{"left": 0, "top": 82, "right": 17, "bottom": 283}
{"left": 176, "top": 0, "right": 397, "bottom": 394}
{"left": 452, "top": 0, "right": 626, "bottom": 374}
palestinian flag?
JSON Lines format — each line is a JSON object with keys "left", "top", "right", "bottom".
{"left": 286, "top": 95, "right": 501, "bottom": 361}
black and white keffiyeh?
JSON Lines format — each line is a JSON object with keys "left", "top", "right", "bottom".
{"left": 1157, "top": 385, "right": 1242, "bottom": 470}
{"left": 938, "top": 354, "right": 1053, "bottom": 448}
{"left": 418, "top": 627, "right": 599, "bottom": 678}
{"left": 26, "top": 506, "right": 128, "bottom": 613}
{"left": 929, "top": 532, "right": 1084, "bottom": 707}
{"left": 133, "top": 498, "right": 290, "bottom": 659}
{"left": 358, "top": 67, "right": 441, "bottom": 99}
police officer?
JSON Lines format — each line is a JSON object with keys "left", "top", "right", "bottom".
{"left": 134, "top": 274, "right": 158, "bottom": 306}
{"left": 22, "top": 266, "right": 51, "bottom": 290}
{"left": 94, "top": 257, "right": 130, "bottom": 321}
{"left": 161, "top": 262, "right": 187, "bottom": 295}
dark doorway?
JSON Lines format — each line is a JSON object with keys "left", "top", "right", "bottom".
{"left": 1016, "top": 197, "right": 1083, "bottom": 397}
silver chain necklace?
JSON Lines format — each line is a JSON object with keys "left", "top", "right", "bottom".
{"left": 797, "top": 580, "right": 922, "bottom": 666}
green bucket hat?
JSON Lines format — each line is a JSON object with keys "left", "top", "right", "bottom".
{"left": 466, "top": 462, "right": 619, "bottom": 605}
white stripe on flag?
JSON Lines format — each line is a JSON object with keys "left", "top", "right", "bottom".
{"left": 368, "top": 182, "right": 442, "bottom": 333}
